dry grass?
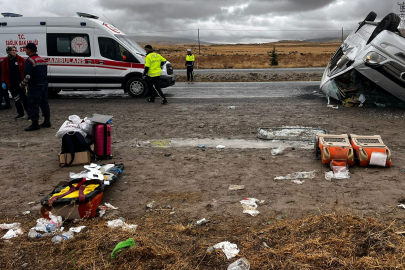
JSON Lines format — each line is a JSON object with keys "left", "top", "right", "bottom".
{"left": 152, "top": 42, "right": 340, "bottom": 69}
{"left": 1, "top": 212, "right": 405, "bottom": 269}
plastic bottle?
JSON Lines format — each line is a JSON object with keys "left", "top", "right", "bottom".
{"left": 51, "top": 231, "right": 74, "bottom": 243}
{"left": 46, "top": 223, "right": 57, "bottom": 233}
{"left": 228, "top": 106, "right": 235, "bottom": 109}
{"left": 227, "top": 258, "right": 250, "bottom": 270}
{"left": 28, "top": 229, "right": 53, "bottom": 238}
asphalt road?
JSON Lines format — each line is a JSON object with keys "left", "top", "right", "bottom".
{"left": 57, "top": 81, "right": 323, "bottom": 99}
{"left": 174, "top": 67, "right": 325, "bottom": 74}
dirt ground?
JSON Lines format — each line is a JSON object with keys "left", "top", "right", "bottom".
{"left": 2, "top": 86, "right": 405, "bottom": 269}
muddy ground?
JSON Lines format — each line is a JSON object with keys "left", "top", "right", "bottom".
{"left": 2, "top": 81, "right": 405, "bottom": 269}
{"left": 1, "top": 86, "right": 405, "bottom": 222}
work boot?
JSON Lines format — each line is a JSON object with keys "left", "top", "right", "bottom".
{"left": 161, "top": 99, "right": 168, "bottom": 105}
{"left": 24, "top": 119, "right": 40, "bottom": 131}
{"left": 147, "top": 98, "right": 155, "bottom": 103}
{"left": 40, "top": 116, "right": 51, "bottom": 128}
{"left": 15, "top": 114, "right": 25, "bottom": 120}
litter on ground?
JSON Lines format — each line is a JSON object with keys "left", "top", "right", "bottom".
{"left": 240, "top": 198, "right": 261, "bottom": 216}
{"left": 227, "top": 258, "right": 250, "bottom": 270}
{"left": 229, "top": 185, "right": 245, "bottom": 190}
{"left": 213, "top": 241, "right": 240, "bottom": 259}
{"left": 107, "top": 219, "right": 138, "bottom": 231}
{"left": 196, "top": 218, "right": 210, "bottom": 225}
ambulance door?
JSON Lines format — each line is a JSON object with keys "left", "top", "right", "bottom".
{"left": 95, "top": 36, "right": 134, "bottom": 88}
{"left": 46, "top": 29, "right": 96, "bottom": 89}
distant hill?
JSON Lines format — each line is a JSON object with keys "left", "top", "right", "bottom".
{"left": 305, "top": 36, "right": 347, "bottom": 43}
{"left": 128, "top": 36, "right": 213, "bottom": 46}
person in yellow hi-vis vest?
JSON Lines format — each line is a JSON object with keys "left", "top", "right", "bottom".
{"left": 185, "top": 48, "right": 195, "bottom": 82}
{"left": 142, "top": 45, "right": 168, "bottom": 105}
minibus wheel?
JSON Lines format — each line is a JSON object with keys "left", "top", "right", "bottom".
{"left": 356, "top": 11, "right": 377, "bottom": 33}
{"left": 126, "top": 77, "right": 148, "bottom": 98}
{"left": 366, "top": 13, "right": 401, "bottom": 45}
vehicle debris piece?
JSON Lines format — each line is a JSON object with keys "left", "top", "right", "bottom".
{"left": 271, "top": 146, "right": 284, "bottom": 155}
{"left": 229, "top": 185, "right": 245, "bottom": 190}
{"left": 274, "top": 171, "right": 315, "bottom": 181}
{"left": 213, "top": 241, "right": 240, "bottom": 259}
{"left": 258, "top": 126, "right": 327, "bottom": 141}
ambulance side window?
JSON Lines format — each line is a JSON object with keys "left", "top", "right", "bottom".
{"left": 98, "top": 37, "right": 139, "bottom": 63}
{"left": 47, "top": 34, "right": 91, "bottom": 57}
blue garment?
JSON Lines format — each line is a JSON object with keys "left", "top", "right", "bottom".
{"left": 27, "top": 81, "right": 50, "bottom": 120}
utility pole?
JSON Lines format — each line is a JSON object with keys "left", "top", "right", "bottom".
{"left": 342, "top": 27, "right": 343, "bottom": 43}
{"left": 198, "top": 28, "right": 201, "bottom": 55}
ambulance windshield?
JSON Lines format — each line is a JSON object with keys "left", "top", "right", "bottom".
{"left": 116, "top": 35, "right": 146, "bottom": 56}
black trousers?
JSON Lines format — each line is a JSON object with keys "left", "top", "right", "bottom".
{"left": 186, "top": 66, "right": 194, "bottom": 81}
{"left": 27, "top": 82, "right": 51, "bottom": 121}
{"left": 9, "top": 85, "right": 28, "bottom": 115}
{"left": 146, "top": 76, "right": 166, "bottom": 100}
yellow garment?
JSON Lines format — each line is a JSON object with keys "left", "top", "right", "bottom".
{"left": 52, "top": 184, "right": 99, "bottom": 199}
{"left": 145, "top": 52, "right": 166, "bottom": 77}
{"left": 186, "top": 54, "right": 195, "bottom": 61}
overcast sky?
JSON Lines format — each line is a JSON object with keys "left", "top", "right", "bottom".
{"left": 0, "top": 0, "right": 402, "bottom": 43}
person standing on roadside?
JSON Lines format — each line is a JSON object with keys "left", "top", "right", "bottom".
{"left": 20, "top": 43, "right": 51, "bottom": 131}
{"left": 185, "top": 48, "right": 195, "bottom": 83}
{"left": 1, "top": 46, "right": 28, "bottom": 118}
{"left": 142, "top": 45, "right": 168, "bottom": 105}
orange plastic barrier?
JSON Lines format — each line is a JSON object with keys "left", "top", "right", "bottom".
{"left": 315, "top": 134, "right": 354, "bottom": 166}
{"left": 350, "top": 134, "right": 392, "bottom": 167}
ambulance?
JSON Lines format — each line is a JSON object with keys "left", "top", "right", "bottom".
{"left": 0, "top": 12, "right": 175, "bottom": 97}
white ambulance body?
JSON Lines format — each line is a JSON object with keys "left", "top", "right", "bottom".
{"left": 0, "top": 12, "right": 175, "bottom": 97}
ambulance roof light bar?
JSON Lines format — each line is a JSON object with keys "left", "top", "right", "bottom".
{"left": 76, "top": 12, "right": 99, "bottom": 20}
{"left": 1, "top": 13, "right": 23, "bottom": 17}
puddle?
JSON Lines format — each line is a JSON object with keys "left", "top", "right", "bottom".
{"left": 139, "top": 138, "right": 314, "bottom": 149}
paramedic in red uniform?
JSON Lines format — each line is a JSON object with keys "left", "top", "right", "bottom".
{"left": 19, "top": 43, "right": 51, "bottom": 131}
{"left": 142, "top": 45, "right": 168, "bottom": 105}
{"left": 1, "top": 45, "right": 28, "bottom": 118}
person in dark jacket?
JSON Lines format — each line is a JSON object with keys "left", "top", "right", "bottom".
{"left": 19, "top": 43, "right": 51, "bottom": 131}
{"left": 1, "top": 45, "right": 28, "bottom": 118}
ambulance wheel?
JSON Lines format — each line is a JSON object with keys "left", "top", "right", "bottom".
{"left": 126, "top": 77, "right": 147, "bottom": 98}
{"left": 366, "top": 13, "right": 401, "bottom": 44}
{"left": 48, "top": 88, "right": 61, "bottom": 96}
{"left": 356, "top": 11, "right": 377, "bottom": 33}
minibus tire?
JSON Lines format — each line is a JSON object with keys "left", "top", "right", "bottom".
{"left": 366, "top": 13, "right": 401, "bottom": 45}
{"left": 355, "top": 11, "right": 377, "bottom": 33}
{"left": 126, "top": 77, "right": 148, "bottom": 98}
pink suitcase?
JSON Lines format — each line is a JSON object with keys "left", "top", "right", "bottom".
{"left": 94, "top": 124, "right": 111, "bottom": 159}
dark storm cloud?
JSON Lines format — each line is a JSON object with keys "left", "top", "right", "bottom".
{"left": 0, "top": 0, "right": 402, "bottom": 43}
